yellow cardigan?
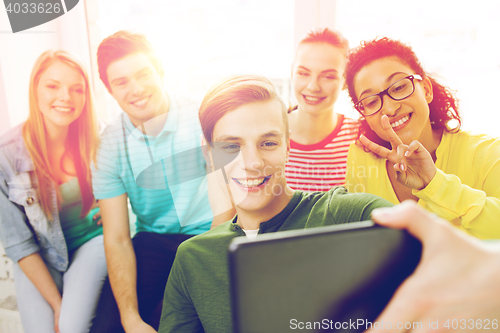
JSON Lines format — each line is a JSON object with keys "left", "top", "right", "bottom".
{"left": 345, "top": 131, "right": 500, "bottom": 239}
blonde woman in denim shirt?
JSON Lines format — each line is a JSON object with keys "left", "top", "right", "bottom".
{"left": 0, "top": 50, "right": 107, "bottom": 333}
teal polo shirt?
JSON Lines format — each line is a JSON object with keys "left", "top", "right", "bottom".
{"left": 92, "top": 94, "right": 212, "bottom": 235}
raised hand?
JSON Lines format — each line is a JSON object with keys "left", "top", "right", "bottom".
{"left": 366, "top": 201, "right": 500, "bottom": 333}
{"left": 360, "top": 115, "right": 436, "bottom": 190}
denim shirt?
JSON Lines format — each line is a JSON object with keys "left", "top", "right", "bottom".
{"left": 0, "top": 124, "right": 68, "bottom": 272}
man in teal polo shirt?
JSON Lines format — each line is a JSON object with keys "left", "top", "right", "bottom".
{"left": 89, "top": 31, "right": 228, "bottom": 333}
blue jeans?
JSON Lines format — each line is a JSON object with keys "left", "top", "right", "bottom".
{"left": 13, "top": 235, "right": 107, "bottom": 333}
{"left": 90, "top": 232, "right": 193, "bottom": 333}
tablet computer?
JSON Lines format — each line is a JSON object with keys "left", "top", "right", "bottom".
{"left": 229, "top": 221, "right": 422, "bottom": 333}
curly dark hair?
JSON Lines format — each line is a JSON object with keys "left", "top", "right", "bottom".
{"left": 345, "top": 37, "right": 462, "bottom": 149}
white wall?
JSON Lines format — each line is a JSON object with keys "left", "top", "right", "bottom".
{"left": 0, "top": 0, "right": 91, "bottom": 136}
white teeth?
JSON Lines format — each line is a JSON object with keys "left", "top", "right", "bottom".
{"left": 391, "top": 115, "right": 410, "bottom": 128}
{"left": 132, "top": 97, "right": 148, "bottom": 107}
{"left": 53, "top": 106, "right": 72, "bottom": 112}
{"left": 236, "top": 178, "right": 265, "bottom": 187}
{"left": 304, "top": 96, "right": 321, "bottom": 102}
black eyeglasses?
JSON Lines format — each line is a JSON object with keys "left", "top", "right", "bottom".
{"left": 355, "top": 74, "right": 423, "bottom": 116}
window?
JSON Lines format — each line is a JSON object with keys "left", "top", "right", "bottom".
{"left": 94, "top": 0, "right": 294, "bottom": 118}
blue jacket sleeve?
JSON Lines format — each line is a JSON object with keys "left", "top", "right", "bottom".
{"left": 0, "top": 171, "right": 40, "bottom": 263}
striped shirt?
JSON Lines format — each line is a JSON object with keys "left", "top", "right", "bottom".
{"left": 91, "top": 93, "right": 212, "bottom": 235}
{"left": 285, "top": 115, "right": 358, "bottom": 192}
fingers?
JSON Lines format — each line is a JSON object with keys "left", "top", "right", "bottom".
{"left": 381, "top": 115, "right": 403, "bottom": 148}
{"left": 404, "top": 140, "right": 422, "bottom": 158}
{"left": 394, "top": 145, "right": 407, "bottom": 172}
{"left": 93, "top": 212, "right": 102, "bottom": 225}
{"left": 359, "top": 134, "right": 408, "bottom": 170}
{"left": 360, "top": 135, "right": 392, "bottom": 159}
{"left": 363, "top": 289, "right": 418, "bottom": 333}
{"left": 371, "top": 201, "right": 447, "bottom": 243}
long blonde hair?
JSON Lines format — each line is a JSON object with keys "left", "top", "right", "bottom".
{"left": 22, "top": 50, "right": 99, "bottom": 219}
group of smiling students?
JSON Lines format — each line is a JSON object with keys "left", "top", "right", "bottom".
{"left": 0, "top": 27, "right": 499, "bottom": 333}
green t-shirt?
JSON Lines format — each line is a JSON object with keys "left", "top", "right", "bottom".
{"left": 159, "top": 187, "right": 393, "bottom": 333}
{"left": 59, "top": 178, "right": 103, "bottom": 252}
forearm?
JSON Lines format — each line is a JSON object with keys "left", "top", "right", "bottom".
{"left": 99, "top": 194, "right": 152, "bottom": 331}
{"left": 104, "top": 237, "right": 142, "bottom": 328}
{"left": 18, "top": 252, "right": 61, "bottom": 310}
{"left": 414, "top": 169, "right": 500, "bottom": 239}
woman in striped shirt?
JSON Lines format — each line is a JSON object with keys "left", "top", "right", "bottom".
{"left": 286, "top": 28, "right": 358, "bottom": 192}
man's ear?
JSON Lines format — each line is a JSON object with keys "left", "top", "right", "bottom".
{"left": 423, "top": 76, "right": 433, "bottom": 104}
{"left": 200, "top": 135, "right": 214, "bottom": 172}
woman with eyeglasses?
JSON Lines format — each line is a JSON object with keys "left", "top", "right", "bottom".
{"left": 286, "top": 28, "right": 358, "bottom": 192}
{"left": 0, "top": 50, "right": 107, "bottom": 332}
{"left": 344, "top": 37, "right": 500, "bottom": 239}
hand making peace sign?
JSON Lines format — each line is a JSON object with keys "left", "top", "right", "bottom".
{"left": 359, "top": 115, "right": 437, "bottom": 190}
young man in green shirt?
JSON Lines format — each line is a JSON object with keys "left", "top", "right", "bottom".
{"left": 158, "top": 75, "right": 393, "bottom": 333}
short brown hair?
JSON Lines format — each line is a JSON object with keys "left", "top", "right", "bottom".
{"left": 199, "top": 75, "right": 288, "bottom": 143}
{"left": 97, "top": 30, "right": 164, "bottom": 92}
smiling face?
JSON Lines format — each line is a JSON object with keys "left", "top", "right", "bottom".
{"left": 36, "top": 61, "right": 86, "bottom": 130}
{"left": 354, "top": 57, "right": 434, "bottom": 145}
{"left": 292, "top": 43, "right": 346, "bottom": 116}
{"left": 107, "top": 52, "right": 168, "bottom": 127}
{"left": 211, "top": 99, "right": 291, "bottom": 219}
